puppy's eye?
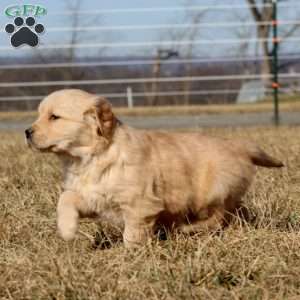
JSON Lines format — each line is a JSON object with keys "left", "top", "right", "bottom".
{"left": 50, "top": 114, "right": 60, "bottom": 121}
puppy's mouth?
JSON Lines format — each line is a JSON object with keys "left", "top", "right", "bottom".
{"left": 25, "top": 137, "right": 39, "bottom": 151}
{"left": 37, "top": 145, "right": 55, "bottom": 152}
{"left": 37, "top": 144, "right": 63, "bottom": 153}
{"left": 26, "top": 135, "right": 73, "bottom": 156}
{"left": 26, "top": 138, "right": 56, "bottom": 153}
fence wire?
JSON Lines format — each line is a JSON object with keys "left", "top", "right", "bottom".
{"left": 0, "top": 1, "right": 299, "bottom": 108}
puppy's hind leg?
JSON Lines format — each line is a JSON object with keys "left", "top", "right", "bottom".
{"left": 179, "top": 206, "right": 225, "bottom": 234}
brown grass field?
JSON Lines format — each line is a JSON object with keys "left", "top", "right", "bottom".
{"left": 0, "top": 125, "right": 299, "bottom": 300}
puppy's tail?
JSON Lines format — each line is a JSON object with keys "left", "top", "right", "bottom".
{"left": 246, "top": 144, "right": 284, "bottom": 168}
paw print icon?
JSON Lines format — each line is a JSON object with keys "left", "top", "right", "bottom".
{"left": 5, "top": 16, "right": 44, "bottom": 47}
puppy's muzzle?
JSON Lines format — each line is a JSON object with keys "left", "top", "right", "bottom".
{"left": 25, "top": 127, "right": 34, "bottom": 140}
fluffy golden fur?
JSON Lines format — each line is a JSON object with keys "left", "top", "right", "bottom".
{"left": 26, "top": 89, "right": 283, "bottom": 246}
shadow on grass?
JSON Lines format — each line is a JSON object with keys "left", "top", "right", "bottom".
{"left": 91, "top": 205, "right": 260, "bottom": 250}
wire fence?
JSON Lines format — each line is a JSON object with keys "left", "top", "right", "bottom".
{"left": 49, "top": 2, "right": 300, "bottom": 15}
{"left": 0, "top": 73, "right": 299, "bottom": 88}
{"left": 0, "top": 54, "right": 299, "bottom": 69}
{"left": 1, "top": 20, "right": 298, "bottom": 33}
{"left": 0, "top": 0, "right": 299, "bottom": 114}
{"left": 1, "top": 37, "right": 300, "bottom": 51}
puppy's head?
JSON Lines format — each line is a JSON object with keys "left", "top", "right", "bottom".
{"left": 26, "top": 89, "right": 119, "bottom": 158}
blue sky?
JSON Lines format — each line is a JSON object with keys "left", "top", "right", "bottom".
{"left": 0, "top": 0, "right": 299, "bottom": 59}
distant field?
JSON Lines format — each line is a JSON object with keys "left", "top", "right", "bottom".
{"left": 0, "top": 100, "right": 300, "bottom": 121}
{"left": 0, "top": 126, "right": 299, "bottom": 299}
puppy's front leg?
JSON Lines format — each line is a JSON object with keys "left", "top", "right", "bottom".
{"left": 123, "top": 214, "right": 155, "bottom": 248}
{"left": 57, "top": 191, "right": 82, "bottom": 241}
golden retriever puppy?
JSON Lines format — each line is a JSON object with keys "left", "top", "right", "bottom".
{"left": 26, "top": 89, "right": 283, "bottom": 246}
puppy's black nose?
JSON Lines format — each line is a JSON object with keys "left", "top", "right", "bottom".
{"left": 25, "top": 127, "right": 34, "bottom": 139}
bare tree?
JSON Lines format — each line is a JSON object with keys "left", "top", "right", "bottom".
{"left": 157, "top": 0, "right": 207, "bottom": 105}
{"left": 33, "top": 0, "right": 90, "bottom": 83}
{"left": 246, "top": 0, "right": 300, "bottom": 85}
{"left": 172, "top": 9, "right": 206, "bottom": 104}
{"left": 62, "top": 0, "right": 93, "bottom": 81}
{"left": 231, "top": 11, "right": 262, "bottom": 103}
{"left": 144, "top": 49, "right": 178, "bottom": 106}
{"left": 233, "top": 12, "right": 253, "bottom": 69}
{"left": 65, "top": 0, "right": 82, "bottom": 63}
{"left": 35, "top": 0, "right": 108, "bottom": 82}
{"left": 64, "top": 0, "right": 109, "bottom": 61}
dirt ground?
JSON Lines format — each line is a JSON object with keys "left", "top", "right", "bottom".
{"left": 0, "top": 124, "right": 299, "bottom": 299}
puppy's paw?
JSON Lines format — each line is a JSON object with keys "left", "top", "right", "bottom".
{"left": 123, "top": 238, "right": 141, "bottom": 249}
{"left": 57, "top": 217, "right": 78, "bottom": 241}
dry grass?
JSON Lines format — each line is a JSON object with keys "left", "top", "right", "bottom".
{"left": 0, "top": 126, "right": 299, "bottom": 299}
{"left": 0, "top": 99, "right": 300, "bottom": 121}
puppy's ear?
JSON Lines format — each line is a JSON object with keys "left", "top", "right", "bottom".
{"left": 85, "top": 97, "right": 119, "bottom": 140}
